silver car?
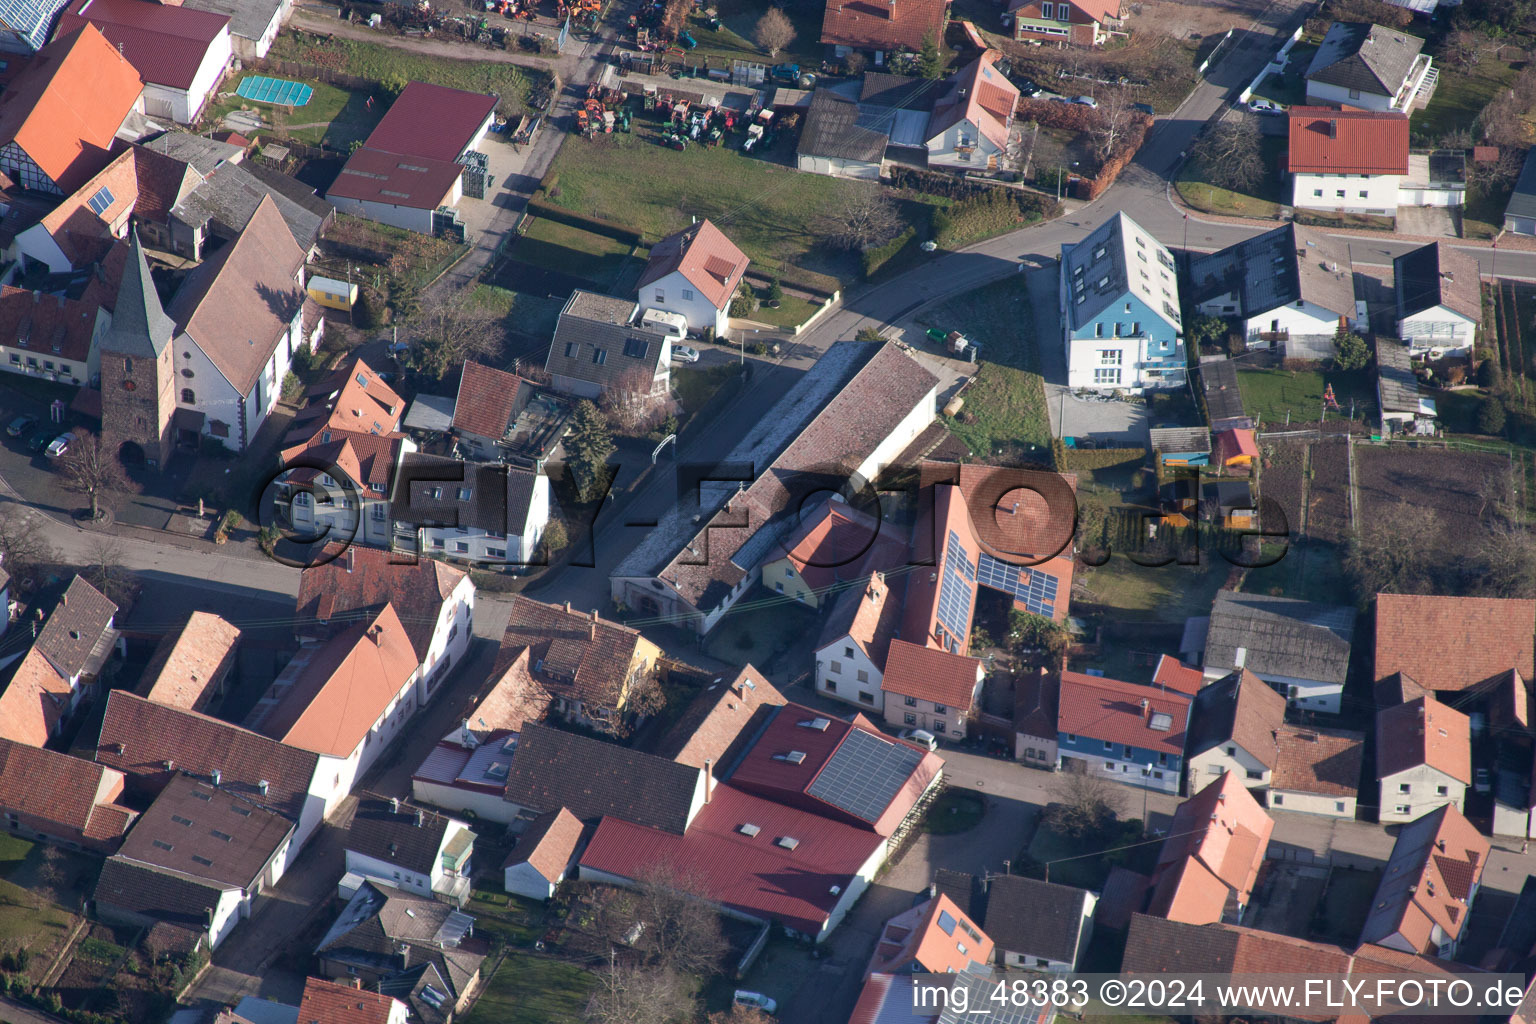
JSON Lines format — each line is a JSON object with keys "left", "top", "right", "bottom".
{"left": 671, "top": 345, "right": 700, "bottom": 363}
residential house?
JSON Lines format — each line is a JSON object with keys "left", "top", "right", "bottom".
{"left": 1377, "top": 695, "right": 1470, "bottom": 824}
{"left": 183, "top": 0, "right": 291, "bottom": 60}
{"left": 1060, "top": 212, "right": 1185, "bottom": 392}
{"left": 297, "top": 977, "right": 408, "bottom": 1024}
{"left": 326, "top": 81, "right": 495, "bottom": 234}
{"left": 546, "top": 290, "right": 672, "bottom": 400}
{"left": 0, "top": 0, "right": 75, "bottom": 51}
{"left": 391, "top": 453, "right": 549, "bottom": 566}
{"left": 245, "top": 604, "right": 421, "bottom": 806}
{"left": 0, "top": 24, "right": 143, "bottom": 195}
{"left": 295, "top": 546, "right": 474, "bottom": 694}
{"left": 139, "top": 610, "right": 241, "bottom": 713}
{"left": 1199, "top": 590, "right": 1356, "bottom": 713}
{"left": 100, "top": 774, "right": 294, "bottom": 940}
{"left": 925, "top": 51, "right": 1019, "bottom": 173}
{"left": 880, "top": 639, "right": 984, "bottom": 740}
{"left": 315, "top": 881, "right": 485, "bottom": 1019}
{"left": 1152, "top": 654, "right": 1204, "bottom": 696}
{"left": 1506, "top": 147, "right": 1536, "bottom": 236}
{"left": 1185, "top": 223, "right": 1354, "bottom": 357}
{"left": 1014, "top": 671, "right": 1060, "bottom": 767}
{"left": 0, "top": 575, "right": 119, "bottom": 747}
{"left": 1359, "top": 804, "right": 1487, "bottom": 957}
{"left": 1055, "top": 671, "right": 1189, "bottom": 792}
{"left": 449, "top": 360, "right": 536, "bottom": 460}
{"left": 1145, "top": 771, "right": 1274, "bottom": 925}
{"left": 1287, "top": 107, "right": 1410, "bottom": 216}
{"left": 412, "top": 731, "right": 523, "bottom": 824}
{"left": 501, "top": 806, "right": 582, "bottom": 900}
{"left": 815, "top": 571, "right": 904, "bottom": 711}
{"left": 653, "top": 665, "right": 786, "bottom": 773}
{"left": 1213, "top": 427, "right": 1259, "bottom": 469}
{"left": 759, "top": 498, "right": 906, "bottom": 611}
{"left": 1394, "top": 242, "right": 1481, "bottom": 357}
{"left": 972, "top": 872, "right": 1096, "bottom": 971}
{"left": 93, "top": 856, "right": 244, "bottom": 954}
{"left": 1005, "top": 0, "right": 1120, "bottom": 45}
{"left": 1377, "top": 335, "right": 1437, "bottom": 431}
{"left": 0, "top": 736, "right": 136, "bottom": 852}
{"left": 92, "top": 689, "right": 337, "bottom": 851}
{"left": 1304, "top": 22, "right": 1435, "bottom": 113}
{"left": 0, "top": 284, "right": 108, "bottom": 386}
{"left": 342, "top": 794, "right": 476, "bottom": 904}
{"left": 820, "top": 0, "right": 951, "bottom": 61}
{"left": 496, "top": 597, "right": 660, "bottom": 729}
{"left": 795, "top": 89, "right": 887, "bottom": 181}
{"left": 279, "top": 359, "right": 414, "bottom": 550}
{"left": 1148, "top": 428, "right": 1210, "bottom": 468}
{"left": 610, "top": 342, "right": 938, "bottom": 634}
{"left": 59, "top": 0, "right": 232, "bottom": 124}
{"left": 1269, "top": 724, "right": 1364, "bottom": 818}
{"left": 1185, "top": 669, "right": 1286, "bottom": 791}
{"left": 636, "top": 218, "right": 750, "bottom": 336}
{"left": 864, "top": 893, "right": 993, "bottom": 975}
{"left": 1375, "top": 594, "right": 1535, "bottom": 696}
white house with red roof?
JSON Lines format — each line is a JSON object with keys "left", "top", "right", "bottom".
{"left": 636, "top": 218, "right": 749, "bottom": 336}
{"left": 59, "top": 0, "right": 232, "bottom": 124}
{"left": 326, "top": 81, "right": 496, "bottom": 234}
{"left": 1288, "top": 107, "right": 1410, "bottom": 216}
{"left": 1005, "top": 0, "right": 1120, "bottom": 45}
{"left": 880, "top": 639, "right": 984, "bottom": 740}
{"left": 1055, "top": 671, "right": 1190, "bottom": 793}
{"left": 925, "top": 51, "right": 1019, "bottom": 172}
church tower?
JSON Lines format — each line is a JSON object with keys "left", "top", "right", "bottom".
{"left": 99, "top": 233, "right": 176, "bottom": 469}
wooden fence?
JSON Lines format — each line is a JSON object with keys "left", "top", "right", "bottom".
{"left": 248, "top": 56, "right": 380, "bottom": 93}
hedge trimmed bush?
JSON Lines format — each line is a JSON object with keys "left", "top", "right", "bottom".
{"left": 525, "top": 198, "right": 644, "bottom": 246}
{"left": 1062, "top": 447, "right": 1146, "bottom": 471}
{"left": 933, "top": 190, "right": 1051, "bottom": 248}
{"left": 862, "top": 225, "right": 917, "bottom": 279}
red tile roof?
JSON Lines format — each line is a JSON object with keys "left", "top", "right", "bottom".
{"left": 326, "top": 146, "right": 462, "bottom": 211}
{"left": 817, "top": 571, "right": 904, "bottom": 668}
{"left": 1377, "top": 696, "right": 1471, "bottom": 785}
{"left": 636, "top": 218, "right": 749, "bottom": 311}
{"left": 1375, "top": 594, "right": 1536, "bottom": 692}
{"left": 141, "top": 610, "right": 241, "bottom": 713}
{"left": 767, "top": 499, "right": 906, "bottom": 595}
{"left": 930, "top": 50, "right": 1018, "bottom": 152}
{"left": 504, "top": 806, "right": 582, "bottom": 884}
{"left": 1272, "top": 724, "right": 1364, "bottom": 798}
{"left": 821, "top": 0, "right": 951, "bottom": 53}
{"left": 295, "top": 545, "right": 466, "bottom": 664}
{"left": 497, "top": 597, "right": 653, "bottom": 712}
{"left": 0, "top": 649, "right": 70, "bottom": 747}
{"left": 1152, "top": 654, "right": 1203, "bottom": 695}
{"left": 866, "top": 893, "right": 993, "bottom": 975}
{"left": 459, "top": 648, "right": 552, "bottom": 742}
{"left": 37, "top": 146, "right": 199, "bottom": 266}
{"left": 1147, "top": 771, "right": 1274, "bottom": 925}
{"left": 657, "top": 665, "right": 786, "bottom": 772}
{"left": 1214, "top": 428, "right": 1258, "bottom": 462}
{"left": 0, "top": 286, "right": 104, "bottom": 364}
{"left": 453, "top": 360, "right": 529, "bottom": 441}
{"left": 880, "top": 639, "right": 982, "bottom": 712}
{"left": 0, "top": 23, "right": 142, "bottom": 194}
{"left": 1360, "top": 804, "right": 1488, "bottom": 954}
{"left": 0, "top": 736, "right": 133, "bottom": 847}
{"left": 363, "top": 81, "right": 497, "bottom": 162}
{"left": 1057, "top": 671, "right": 1190, "bottom": 756}
{"left": 59, "top": 0, "right": 227, "bottom": 92}
{"left": 579, "top": 782, "right": 887, "bottom": 937}
{"left": 299, "top": 975, "right": 403, "bottom": 1024}
{"left": 1287, "top": 107, "right": 1409, "bottom": 176}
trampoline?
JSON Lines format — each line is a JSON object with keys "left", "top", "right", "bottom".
{"left": 236, "top": 75, "right": 314, "bottom": 107}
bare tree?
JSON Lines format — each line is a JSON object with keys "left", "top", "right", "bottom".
{"left": 628, "top": 861, "right": 728, "bottom": 978}
{"left": 59, "top": 431, "right": 130, "bottom": 521}
{"left": 599, "top": 368, "right": 671, "bottom": 436}
{"left": 36, "top": 845, "right": 65, "bottom": 904}
{"left": 80, "top": 535, "right": 138, "bottom": 614}
{"left": 1478, "top": 521, "right": 1536, "bottom": 598}
{"left": 407, "top": 293, "right": 504, "bottom": 381}
{"left": 585, "top": 960, "right": 690, "bottom": 1024}
{"left": 1443, "top": 30, "right": 1485, "bottom": 72}
{"left": 0, "top": 504, "right": 58, "bottom": 592}
{"left": 753, "top": 8, "right": 795, "bottom": 58}
{"left": 1091, "top": 91, "right": 1137, "bottom": 163}
{"left": 829, "top": 183, "right": 903, "bottom": 251}
{"left": 1345, "top": 500, "right": 1440, "bottom": 597}
{"left": 1189, "top": 119, "right": 1265, "bottom": 193}
{"left": 1051, "top": 764, "right": 1124, "bottom": 837}
{"left": 709, "top": 1008, "right": 775, "bottom": 1024}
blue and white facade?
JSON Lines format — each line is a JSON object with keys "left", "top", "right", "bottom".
{"left": 1060, "top": 212, "right": 1186, "bottom": 391}
{"left": 1055, "top": 732, "right": 1183, "bottom": 793}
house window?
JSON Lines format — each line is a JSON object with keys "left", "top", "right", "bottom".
{"left": 1336, "top": 190, "right": 1346, "bottom": 198}
{"left": 844, "top": 646, "right": 854, "bottom": 657}
{"left": 457, "top": 487, "right": 473, "bottom": 500}
{"left": 934, "top": 703, "right": 948, "bottom": 715}
{"left": 1153, "top": 770, "right": 1163, "bottom": 780}
{"left": 859, "top": 691, "right": 874, "bottom": 703}
{"left": 1094, "top": 322, "right": 1104, "bottom": 338}
{"left": 1099, "top": 350, "right": 1121, "bottom": 365}
{"left": 1436, "top": 785, "right": 1448, "bottom": 796}
{"left": 905, "top": 696, "right": 917, "bottom": 707}
{"left": 592, "top": 348, "right": 608, "bottom": 365}
{"left": 1358, "top": 190, "right": 1368, "bottom": 198}
{"left": 1396, "top": 804, "right": 1411, "bottom": 814}
{"left": 655, "top": 290, "right": 664, "bottom": 302}
{"left": 933, "top": 721, "right": 946, "bottom": 733}
{"left": 1041, "top": 1, "right": 1052, "bottom": 15}
{"left": 125, "top": 358, "right": 133, "bottom": 373}
{"left": 857, "top": 669, "right": 869, "bottom": 683}
{"left": 1313, "top": 189, "right": 1323, "bottom": 197}
{"left": 487, "top": 547, "right": 507, "bottom": 558}
{"left": 1131, "top": 322, "right": 1140, "bottom": 335}
{"left": 775, "top": 581, "right": 784, "bottom": 593}
{"left": 565, "top": 342, "right": 578, "bottom": 358}
{"left": 428, "top": 487, "right": 442, "bottom": 499}
{"left": 180, "top": 388, "right": 195, "bottom": 404}
{"left": 1348, "top": 88, "right": 1361, "bottom": 99}
{"left": 1093, "top": 368, "right": 1121, "bottom": 385}
{"left": 825, "top": 678, "right": 836, "bottom": 691}
{"left": 1335, "top": 801, "right": 1346, "bottom": 812}
{"left": 372, "top": 504, "right": 386, "bottom": 521}
{"left": 1066, "top": 733, "right": 1076, "bottom": 742}
{"left": 1208, "top": 764, "right": 1221, "bottom": 774}
{"left": 1103, "top": 740, "right": 1112, "bottom": 751}
{"left": 430, "top": 537, "right": 444, "bottom": 549}
{"left": 1399, "top": 783, "right": 1411, "bottom": 794}
{"left": 1225, "top": 746, "right": 1235, "bottom": 756}
{"left": 682, "top": 289, "right": 694, "bottom": 301}
{"left": 5, "top": 354, "right": 14, "bottom": 364}
{"left": 1273, "top": 794, "right": 1284, "bottom": 805}
{"left": 905, "top": 713, "right": 917, "bottom": 725}
{"left": 1246, "top": 770, "right": 1262, "bottom": 780}
{"left": 831, "top": 661, "right": 842, "bottom": 674}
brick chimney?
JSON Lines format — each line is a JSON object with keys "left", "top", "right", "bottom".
{"left": 704, "top": 758, "right": 713, "bottom": 802}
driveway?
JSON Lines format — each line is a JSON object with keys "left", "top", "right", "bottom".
{"left": 1397, "top": 205, "right": 1460, "bottom": 238}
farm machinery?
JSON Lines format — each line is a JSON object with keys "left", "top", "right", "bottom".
{"left": 573, "top": 84, "right": 631, "bottom": 135}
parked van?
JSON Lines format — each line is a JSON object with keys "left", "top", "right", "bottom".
{"left": 640, "top": 308, "right": 687, "bottom": 341}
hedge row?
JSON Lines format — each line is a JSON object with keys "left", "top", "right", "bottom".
{"left": 1061, "top": 447, "right": 1146, "bottom": 471}
{"left": 861, "top": 225, "right": 918, "bottom": 280}
{"left": 888, "top": 165, "right": 1012, "bottom": 201}
{"left": 524, "top": 197, "right": 645, "bottom": 246}
{"left": 1013, "top": 97, "right": 1108, "bottom": 133}
{"left": 1080, "top": 115, "right": 1152, "bottom": 201}
{"left": 933, "top": 190, "right": 1051, "bottom": 249}
{"left": 742, "top": 265, "right": 838, "bottom": 300}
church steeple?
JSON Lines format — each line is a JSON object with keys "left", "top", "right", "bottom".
{"left": 104, "top": 230, "right": 175, "bottom": 358}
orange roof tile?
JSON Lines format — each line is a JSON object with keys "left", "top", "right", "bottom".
{"left": 1153, "top": 654, "right": 1203, "bottom": 695}
{"left": 141, "top": 611, "right": 240, "bottom": 712}
{"left": 880, "top": 639, "right": 982, "bottom": 712}
{"left": 1360, "top": 804, "right": 1488, "bottom": 954}
{"left": 1147, "top": 771, "right": 1274, "bottom": 924}
{"left": 505, "top": 806, "right": 583, "bottom": 884}
{"left": 1272, "top": 724, "right": 1364, "bottom": 798}
{"left": 1375, "top": 594, "right": 1535, "bottom": 692}
{"left": 299, "top": 976, "right": 403, "bottom": 1024}
{"left": 637, "top": 219, "right": 749, "bottom": 311}
{"left": 1377, "top": 696, "right": 1471, "bottom": 785}
{"left": 865, "top": 893, "right": 993, "bottom": 975}
{"left": 1287, "top": 107, "right": 1409, "bottom": 176}
{"left": 821, "top": 0, "right": 951, "bottom": 52}
{"left": 0, "top": 649, "right": 71, "bottom": 747}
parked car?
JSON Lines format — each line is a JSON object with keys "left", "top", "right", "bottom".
{"left": 5, "top": 415, "right": 35, "bottom": 437}
{"left": 1072, "top": 95, "right": 1098, "bottom": 108}
{"left": 1475, "top": 767, "right": 1492, "bottom": 794}
{"left": 900, "top": 728, "right": 939, "bottom": 751}
{"left": 671, "top": 345, "right": 700, "bottom": 364}
{"left": 734, "top": 991, "right": 778, "bottom": 1014}
{"left": 44, "top": 432, "right": 72, "bottom": 459}
{"left": 1048, "top": 95, "right": 1070, "bottom": 103}
{"left": 26, "top": 426, "right": 54, "bottom": 453}
{"left": 1014, "top": 77, "right": 1041, "bottom": 96}
{"left": 1246, "top": 98, "right": 1285, "bottom": 116}
{"left": 1131, "top": 102, "right": 1156, "bottom": 116}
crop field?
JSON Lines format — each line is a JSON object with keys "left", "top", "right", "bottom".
{"left": 1304, "top": 439, "right": 1352, "bottom": 544}
{"left": 1354, "top": 444, "right": 1510, "bottom": 559}
{"left": 1258, "top": 440, "right": 1306, "bottom": 535}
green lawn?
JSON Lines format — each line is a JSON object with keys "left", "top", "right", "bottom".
{"left": 1237, "top": 365, "right": 1377, "bottom": 428}
{"left": 1240, "top": 539, "right": 1348, "bottom": 604}
{"left": 470, "top": 284, "right": 565, "bottom": 340}
{"left": 925, "top": 789, "right": 985, "bottom": 834}
{"left": 0, "top": 878, "right": 73, "bottom": 947}
{"left": 1176, "top": 135, "right": 1288, "bottom": 219}
{"left": 205, "top": 72, "right": 382, "bottom": 147}
{"left": 673, "top": 363, "right": 744, "bottom": 415}
{"left": 745, "top": 293, "right": 821, "bottom": 329}
{"left": 462, "top": 954, "right": 594, "bottom": 1024}
{"left": 682, "top": 0, "right": 826, "bottom": 69}
{"left": 1412, "top": 57, "right": 1516, "bottom": 142}
{"left": 464, "top": 887, "right": 546, "bottom": 949}
{"left": 917, "top": 278, "right": 1052, "bottom": 465}
{"left": 544, "top": 133, "right": 858, "bottom": 285}
{"left": 271, "top": 33, "right": 534, "bottom": 112}
{"left": 514, "top": 218, "right": 638, "bottom": 289}
{"left": 1074, "top": 549, "right": 1228, "bottom": 620}
{"left": 1464, "top": 179, "right": 1511, "bottom": 240}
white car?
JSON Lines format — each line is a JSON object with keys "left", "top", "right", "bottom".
{"left": 900, "top": 728, "right": 938, "bottom": 751}
{"left": 1072, "top": 95, "right": 1098, "bottom": 108}
{"left": 44, "top": 433, "right": 72, "bottom": 459}
{"left": 734, "top": 991, "right": 777, "bottom": 1014}
{"left": 671, "top": 345, "right": 700, "bottom": 363}
{"left": 1246, "top": 99, "right": 1285, "bottom": 115}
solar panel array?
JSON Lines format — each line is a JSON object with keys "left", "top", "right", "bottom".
{"left": 936, "top": 530, "right": 974, "bottom": 651}
{"left": 936, "top": 971, "right": 1051, "bottom": 1024}
{"left": 86, "top": 186, "right": 114, "bottom": 216}
{"left": 806, "top": 727, "right": 923, "bottom": 823}
{"left": 977, "top": 552, "right": 1058, "bottom": 619}
{"left": 0, "top": 0, "right": 69, "bottom": 50}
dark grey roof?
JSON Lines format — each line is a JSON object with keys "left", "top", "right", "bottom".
{"left": 1375, "top": 337, "right": 1423, "bottom": 415}
{"left": 240, "top": 160, "right": 334, "bottom": 223}
{"left": 547, "top": 290, "right": 669, "bottom": 391}
{"left": 142, "top": 132, "right": 245, "bottom": 176}
{"left": 1507, "top": 149, "right": 1536, "bottom": 222}
{"left": 1201, "top": 360, "right": 1244, "bottom": 422}
{"left": 378, "top": 962, "right": 452, "bottom": 1024}
{"left": 1186, "top": 223, "right": 1353, "bottom": 319}
{"left": 1203, "top": 590, "right": 1356, "bottom": 685}
{"left": 165, "top": 156, "right": 327, "bottom": 251}
{"left": 403, "top": 394, "right": 456, "bottom": 433}
{"left": 35, "top": 576, "right": 118, "bottom": 680}
{"left": 1394, "top": 242, "right": 1482, "bottom": 322}
{"left": 932, "top": 868, "right": 983, "bottom": 919}
{"left": 1148, "top": 427, "right": 1210, "bottom": 454}
{"left": 798, "top": 89, "right": 887, "bottom": 163}
{"left": 181, "top": 0, "right": 281, "bottom": 41}
{"left": 343, "top": 794, "right": 463, "bottom": 877}
{"left": 95, "top": 857, "right": 233, "bottom": 929}
{"left": 104, "top": 232, "right": 175, "bottom": 358}
{"left": 316, "top": 881, "right": 483, "bottom": 1000}
{"left": 981, "top": 874, "right": 1093, "bottom": 963}
{"left": 860, "top": 72, "right": 939, "bottom": 110}
{"left": 1306, "top": 22, "right": 1423, "bottom": 98}
{"left": 391, "top": 453, "right": 541, "bottom": 534}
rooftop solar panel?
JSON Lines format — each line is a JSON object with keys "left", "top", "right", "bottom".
{"left": 806, "top": 727, "right": 923, "bottom": 823}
